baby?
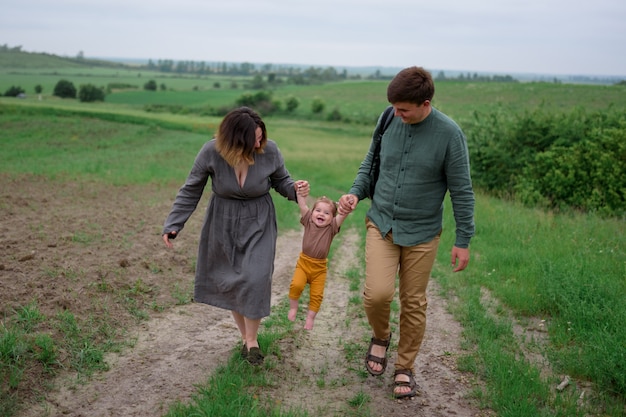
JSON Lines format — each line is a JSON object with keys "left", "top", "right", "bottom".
{"left": 287, "top": 181, "right": 349, "bottom": 330}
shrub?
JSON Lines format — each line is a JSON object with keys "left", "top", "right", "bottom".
{"left": 235, "top": 91, "right": 279, "bottom": 115}
{"left": 516, "top": 125, "right": 625, "bottom": 216}
{"left": 78, "top": 84, "right": 106, "bottom": 102}
{"left": 53, "top": 79, "right": 77, "bottom": 99}
{"left": 464, "top": 107, "right": 626, "bottom": 214}
{"left": 4, "top": 85, "right": 25, "bottom": 97}
{"left": 467, "top": 106, "right": 626, "bottom": 217}
{"left": 143, "top": 80, "right": 157, "bottom": 91}
{"left": 326, "top": 107, "right": 343, "bottom": 121}
{"left": 311, "top": 98, "right": 325, "bottom": 114}
{"left": 285, "top": 96, "right": 299, "bottom": 112}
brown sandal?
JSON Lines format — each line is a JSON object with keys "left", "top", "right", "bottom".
{"left": 365, "top": 335, "right": 391, "bottom": 376}
{"left": 393, "top": 369, "right": 418, "bottom": 399}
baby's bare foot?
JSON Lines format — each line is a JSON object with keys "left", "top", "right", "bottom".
{"left": 304, "top": 310, "right": 317, "bottom": 330}
{"left": 288, "top": 299, "right": 299, "bottom": 322}
{"left": 304, "top": 317, "right": 315, "bottom": 330}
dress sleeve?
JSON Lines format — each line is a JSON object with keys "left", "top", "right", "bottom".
{"left": 162, "top": 142, "right": 212, "bottom": 235}
{"left": 267, "top": 141, "right": 297, "bottom": 201}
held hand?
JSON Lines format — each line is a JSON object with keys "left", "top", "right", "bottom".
{"left": 295, "top": 180, "right": 310, "bottom": 197}
{"left": 337, "top": 194, "right": 358, "bottom": 215}
{"left": 451, "top": 246, "right": 470, "bottom": 272}
{"left": 163, "top": 231, "right": 177, "bottom": 249}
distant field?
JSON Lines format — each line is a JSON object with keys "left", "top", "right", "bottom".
{"left": 2, "top": 65, "right": 625, "bottom": 127}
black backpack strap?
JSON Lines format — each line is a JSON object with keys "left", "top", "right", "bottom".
{"left": 371, "top": 106, "right": 394, "bottom": 156}
{"left": 367, "top": 106, "right": 395, "bottom": 198}
{"left": 380, "top": 105, "right": 395, "bottom": 136}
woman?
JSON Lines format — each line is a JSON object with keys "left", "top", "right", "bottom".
{"left": 162, "top": 107, "right": 309, "bottom": 365}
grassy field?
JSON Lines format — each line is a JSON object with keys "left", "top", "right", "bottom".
{"left": 3, "top": 54, "right": 626, "bottom": 127}
{"left": 1, "top": 56, "right": 625, "bottom": 416}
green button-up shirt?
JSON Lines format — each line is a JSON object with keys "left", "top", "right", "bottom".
{"left": 349, "top": 107, "right": 475, "bottom": 248}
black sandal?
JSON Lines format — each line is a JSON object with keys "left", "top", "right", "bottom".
{"left": 365, "top": 335, "right": 391, "bottom": 376}
{"left": 246, "top": 347, "right": 264, "bottom": 366}
{"left": 393, "top": 369, "right": 418, "bottom": 399}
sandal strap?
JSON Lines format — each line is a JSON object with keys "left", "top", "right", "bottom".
{"left": 366, "top": 353, "right": 387, "bottom": 365}
{"left": 370, "top": 336, "right": 391, "bottom": 347}
{"left": 394, "top": 368, "right": 413, "bottom": 378}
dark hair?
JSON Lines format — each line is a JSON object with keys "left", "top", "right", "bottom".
{"left": 215, "top": 107, "right": 267, "bottom": 166}
{"left": 387, "top": 66, "right": 434, "bottom": 105}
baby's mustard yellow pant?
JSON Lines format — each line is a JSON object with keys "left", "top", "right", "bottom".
{"left": 288, "top": 252, "right": 328, "bottom": 312}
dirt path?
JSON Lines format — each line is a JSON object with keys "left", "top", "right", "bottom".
{"left": 272, "top": 229, "right": 483, "bottom": 417}
{"left": 3, "top": 176, "right": 484, "bottom": 417}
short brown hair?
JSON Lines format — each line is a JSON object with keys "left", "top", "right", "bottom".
{"left": 387, "top": 66, "right": 434, "bottom": 105}
{"left": 314, "top": 196, "right": 338, "bottom": 217}
{"left": 215, "top": 107, "right": 267, "bottom": 167}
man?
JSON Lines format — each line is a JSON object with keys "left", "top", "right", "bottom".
{"left": 338, "top": 66, "right": 475, "bottom": 399}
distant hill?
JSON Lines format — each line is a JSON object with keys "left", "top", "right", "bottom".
{"left": 2, "top": 46, "right": 623, "bottom": 85}
{"left": 94, "top": 56, "right": 626, "bottom": 85}
{"left": 0, "top": 48, "right": 129, "bottom": 69}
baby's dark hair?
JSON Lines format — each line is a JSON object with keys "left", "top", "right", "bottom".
{"left": 313, "top": 196, "right": 338, "bottom": 217}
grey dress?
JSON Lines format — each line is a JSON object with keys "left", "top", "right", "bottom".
{"left": 163, "top": 139, "right": 297, "bottom": 319}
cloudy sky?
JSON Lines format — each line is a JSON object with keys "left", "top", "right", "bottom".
{"left": 2, "top": 0, "right": 625, "bottom": 76}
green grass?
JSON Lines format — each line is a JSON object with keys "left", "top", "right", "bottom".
{"left": 0, "top": 110, "right": 211, "bottom": 185}
{"left": 434, "top": 194, "right": 626, "bottom": 415}
{"left": 1, "top": 75, "right": 625, "bottom": 416}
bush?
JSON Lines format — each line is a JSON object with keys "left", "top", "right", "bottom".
{"left": 143, "top": 80, "right": 157, "bottom": 91}
{"left": 285, "top": 96, "right": 299, "bottom": 113}
{"left": 4, "top": 85, "right": 25, "bottom": 97}
{"left": 235, "top": 91, "right": 279, "bottom": 115}
{"left": 516, "top": 125, "right": 625, "bottom": 216}
{"left": 326, "top": 107, "right": 343, "bottom": 121}
{"left": 78, "top": 84, "right": 106, "bottom": 102}
{"left": 311, "top": 98, "right": 325, "bottom": 114}
{"left": 53, "top": 79, "right": 77, "bottom": 99}
{"left": 466, "top": 106, "right": 626, "bottom": 217}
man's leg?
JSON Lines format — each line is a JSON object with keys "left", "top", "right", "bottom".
{"left": 363, "top": 219, "right": 400, "bottom": 373}
{"left": 394, "top": 235, "right": 440, "bottom": 394}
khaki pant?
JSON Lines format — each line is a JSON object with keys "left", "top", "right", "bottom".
{"left": 363, "top": 218, "right": 440, "bottom": 372}
{"left": 288, "top": 252, "right": 328, "bottom": 312}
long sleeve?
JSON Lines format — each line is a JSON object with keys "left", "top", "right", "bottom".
{"left": 162, "top": 143, "right": 212, "bottom": 235}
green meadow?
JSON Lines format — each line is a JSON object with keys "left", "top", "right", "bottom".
{"left": 1, "top": 55, "right": 625, "bottom": 417}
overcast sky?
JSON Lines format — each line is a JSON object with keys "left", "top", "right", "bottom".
{"left": 2, "top": 0, "right": 625, "bottom": 76}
